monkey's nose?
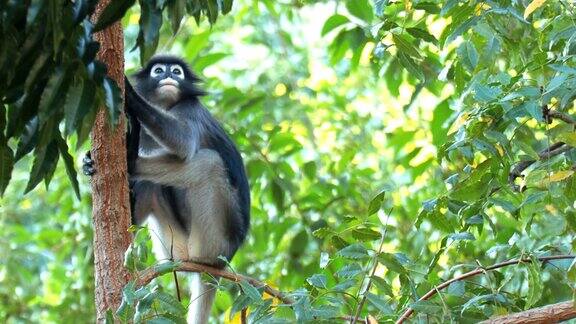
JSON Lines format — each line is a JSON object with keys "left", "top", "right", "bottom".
{"left": 159, "top": 78, "right": 179, "bottom": 87}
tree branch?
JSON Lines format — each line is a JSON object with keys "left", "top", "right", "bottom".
{"left": 135, "top": 261, "right": 295, "bottom": 305}
{"left": 543, "top": 107, "right": 576, "bottom": 125}
{"left": 395, "top": 255, "right": 575, "bottom": 324}
{"left": 480, "top": 300, "right": 576, "bottom": 324}
{"left": 508, "top": 142, "right": 573, "bottom": 191}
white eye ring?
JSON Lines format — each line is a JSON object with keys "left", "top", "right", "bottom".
{"left": 150, "top": 64, "right": 166, "bottom": 78}
{"left": 171, "top": 65, "right": 185, "bottom": 80}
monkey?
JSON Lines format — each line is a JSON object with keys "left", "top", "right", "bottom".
{"left": 84, "top": 55, "right": 250, "bottom": 324}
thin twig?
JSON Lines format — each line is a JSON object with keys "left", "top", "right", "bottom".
{"left": 351, "top": 213, "right": 391, "bottom": 324}
{"left": 172, "top": 271, "right": 181, "bottom": 302}
{"left": 395, "top": 255, "right": 575, "bottom": 324}
{"left": 241, "top": 307, "right": 247, "bottom": 324}
{"left": 168, "top": 226, "right": 181, "bottom": 302}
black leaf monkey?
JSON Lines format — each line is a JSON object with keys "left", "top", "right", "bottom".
{"left": 85, "top": 55, "right": 250, "bottom": 323}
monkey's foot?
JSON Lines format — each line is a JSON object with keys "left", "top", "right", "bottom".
{"left": 82, "top": 151, "right": 95, "bottom": 176}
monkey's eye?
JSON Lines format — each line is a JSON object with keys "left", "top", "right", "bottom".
{"left": 150, "top": 64, "right": 166, "bottom": 78}
{"left": 171, "top": 65, "right": 185, "bottom": 80}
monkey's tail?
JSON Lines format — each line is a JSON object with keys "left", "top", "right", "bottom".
{"left": 187, "top": 272, "right": 216, "bottom": 324}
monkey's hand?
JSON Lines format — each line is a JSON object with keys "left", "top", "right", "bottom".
{"left": 82, "top": 151, "right": 95, "bottom": 176}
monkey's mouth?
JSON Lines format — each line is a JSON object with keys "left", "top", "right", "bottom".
{"left": 158, "top": 78, "right": 179, "bottom": 89}
{"left": 159, "top": 84, "right": 179, "bottom": 91}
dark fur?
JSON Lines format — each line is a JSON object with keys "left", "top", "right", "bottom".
{"left": 125, "top": 55, "right": 250, "bottom": 262}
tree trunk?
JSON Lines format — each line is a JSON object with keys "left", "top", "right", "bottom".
{"left": 90, "top": 1, "right": 131, "bottom": 322}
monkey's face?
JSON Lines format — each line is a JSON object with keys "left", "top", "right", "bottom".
{"left": 148, "top": 63, "right": 185, "bottom": 108}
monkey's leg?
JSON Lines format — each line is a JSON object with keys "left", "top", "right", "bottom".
{"left": 131, "top": 181, "right": 155, "bottom": 225}
{"left": 133, "top": 182, "right": 190, "bottom": 261}
{"left": 185, "top": 150, "right": 240, "bottom": 324}
{"left": 188, "top": 273, "right": 217, "bottom": 324}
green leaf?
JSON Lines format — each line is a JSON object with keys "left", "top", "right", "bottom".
{"left": 406, "top": 27, "right": 438, "bottom": 45}
{"left": 102, "top": 77, "right": 122, "bottom": 126}
{"left": 151, "top": 260, "right": 180, "bottom": 275}
{"left": 367, "top": 186, "right": 389, "bottom": 215}
{"left": 397, "top": 52, "right": 424, "bottom": 81}
{"left": 374, "top": 0, "right": 390, "bottom": 16}
{"left": 523, "top": 101, "right": 542, "bottom": 121}
{"left": 447, "top": 281, "right": 465, "bottom": 296}
{"left": 168, "top": 0, "right": 186, "bottom": 33}
{"left": 270, "top": 180, "right": 285, "bottom": 211}
{"left": 336, "top": 263, "right": 363, "bottom": 278}
{"left": 448, "top": 232, "right": 475, "bottom": 241}
{"left": 370, "top": 276, "right": 394, "bottom": 297}
{"left": 0, "top": 116, "right": 14, "bottom": 195}
{"left": 307, "top": 274, "right": 327, "bottom": 289}
{"left": 337, "top": 244, "right": 369, "bottom": 259}
{"left": 230, "top": 294, "right": 251, "bottom": 320}
{"left": 240, "top": 280, "right": 262, "bottom": 301}
{"left": 15, "top": 118, "right": 39, "bottom": 161}
{"left": 193, "top": 53, "right": 229, "bottom": 71}
{"left": 378, "top": 253, "right": 407, "bottom": 275}
{"left": 443, "top": 16, "right": 480, "bottom": 47}
{"left": 346, "top": 0, "right": 373, "bottom": 22}
{"left": 461, "top": 293, "right": 508, "bottom": 314}
{"left": 185, "top": 30, "right": 211, "bottom": 60}
{"left": 545, "top": 74, "right": 568, "bottom": 94}
{"left": 64, "top": 78, "right": 95, "bottom": 135}
{"left": 568, "top": 258, "right": 576, "bottom": 284}
{"left": 457, "top": 41, "right": 478, "bottom": 71}
{"left": 94, "top": 0, "right": 136, "bottom": 32}
{"left": 221, "top": 0, "right": 233, "bottom": 14}
{"left": 410, "top": 300, "right": 443, "bottom": 314}
{"left": 150, "top": 291, "right": 187, "bottom": 315}
{"left": 473, "top": 83, "right": 501, "bottom": 102}
{"left": 524, "top": 0, "right": 547, "bottom": 18}
{"left": 137, "top": 0, "right": 163, "bottom": 64}
{"left": 321, "top": 14, "right": 350, "bottom": 36}
{"left": 105, "top": 310, "right": 115, "bottom": 324}
{"left": 352, "top": 227, "right": 381, "bottom": 241}
{"left": 289, "top": 230, "right": 308, "bottom": 256}
{"left": 431, "top": 100, "right": 452, "bottom": 147}
{"left": 416, "top": 197, "right": 453, "bottom": 231}
{"left": 366, "top": 292, "right": 393, "bottom": 314}
{"left": 414, "top": 2, "right": 440, "bottom": 13}
{"left": 557, "top": 132, "right": 576, "bottom": 147}
{"left": 525, "top": 260, "right": 543, "bottom": 309}
{"left": 25, "top": 140, "right": 59, "bottom": 194}
{"left": 331, "top": 278, "right": 356, "bottom": 292}
{"left": 55, "top": 134, "right": 80, "bottom": 200}
{"left": 38, "top": 68, "right": 71, "bottom": 124}
{"left": 393, "top": 34, "right": 422, "bottom": 59}
{"left": 206, "top": 0, "right": 219, "bottom": 24}
{"left": 24, "top": 52, "right": 51, "bottom": 91}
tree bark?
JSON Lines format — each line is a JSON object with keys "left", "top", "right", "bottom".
{"left": 480, "top": 301, "right": 576, "bottom": 324}
{"left": 90, "top": 1, "right": 131, "bottom": 322}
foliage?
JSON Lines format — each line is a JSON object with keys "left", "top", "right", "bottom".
{"left": 1, "top": 0, "right": 576, "bottom": 323}
{"left": 0, "top": 0, "right": 233, "bottom": 198}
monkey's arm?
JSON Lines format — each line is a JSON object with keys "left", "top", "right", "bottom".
{"left": 126, "top": 104, "right": 141, "bottom": 175}
{"left": 124, "top": 77, "right": 198, "bottom": 158}
{"left": 134, "top": 149, "right": 224, "bottom": 188}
